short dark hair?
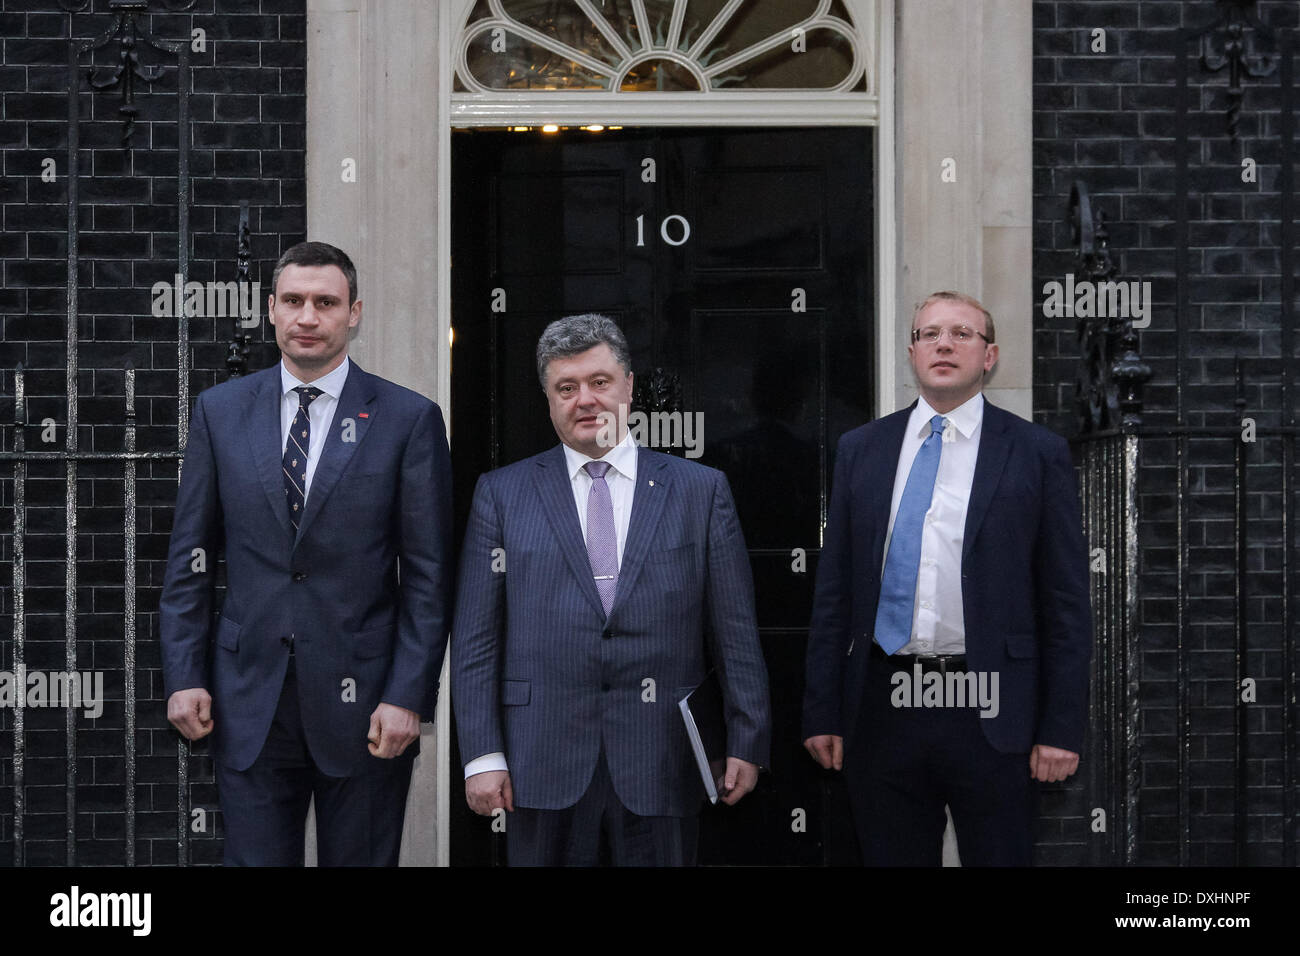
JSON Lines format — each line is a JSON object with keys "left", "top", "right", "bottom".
{"left": 271, "top": 241, "right": 358, "bottom": 305}
{"left": 535, "top": 313, "right": 632, "bottom": 389}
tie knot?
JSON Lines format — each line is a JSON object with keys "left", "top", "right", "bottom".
{"left": 930, "top": 415, "right": 947, "bottom": 438}
{"left": 584, "top": 460, "right": 612, "bottom": 480}
{"left": 294, "top": 386, "right": 322, "bottom": 408}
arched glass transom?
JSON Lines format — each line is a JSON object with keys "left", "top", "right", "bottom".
{"left": 455, "top": 0, "right": 869, "bottom": 94}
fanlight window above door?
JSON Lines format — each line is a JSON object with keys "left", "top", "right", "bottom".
{"left": 455, "top": 0, "right": 869, "bottom": 94}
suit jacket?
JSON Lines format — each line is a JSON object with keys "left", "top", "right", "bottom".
{"left": 159, "top": 362, "right": 453, "bottom": 776}
{"left": 802, "top": 399, "right": 1092, "bottom": 756}
{"left": 451, "top": 443, "right": 771, "bottom": 818}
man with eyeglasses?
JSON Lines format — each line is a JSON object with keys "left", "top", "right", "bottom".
{"left": 801, "top": 290, "right": 1092, "bottom": 865}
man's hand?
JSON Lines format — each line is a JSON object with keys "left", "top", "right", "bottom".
{"left": 167, "top": 688, "right": 214, "bottom": 740}
{"left": 803, "top": 734, "right": 844, "bottom": 771}
{"left": 465, "top": 770, "right": 514, "bottom": 816}
{"left": 719, "top": 757, "right": 759, "bottom": 806}
{"left": 1030, "top": 744, "right": 1079, "bottom": 782}
{"left": 367, "top": 702, "right": 420, "bottom": 759}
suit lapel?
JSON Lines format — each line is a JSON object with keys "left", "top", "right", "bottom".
{"left": 247, "top": 369, "right": 293, "bottom": 537}
{"left": 962, "top": 400, "right": 1013, "bottom": 560}
{"left": 608, "top": 446, "right": 670, "bottom": 621}
{"left": 533, "top": 445, "right": 606, "bottom": 618}
{"left": 294, "top": 362, "right": 376, "bottom": 546}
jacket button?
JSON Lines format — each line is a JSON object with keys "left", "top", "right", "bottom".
{"left": 601, "top": 683, "right": 611, "bottom": 692}
{"left": 292, "top": 571, "right": 306, "bottom": 582}
{"left": 602, "top": 630, "right": 613, "bottom": 640}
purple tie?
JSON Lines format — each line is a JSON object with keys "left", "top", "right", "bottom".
{"left": 584, "top": 461, "right": 618, "bottom": 616}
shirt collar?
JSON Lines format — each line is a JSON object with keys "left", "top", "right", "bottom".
{"left": 563, "top": 429, "right": 639, "bottom": 482}
{"left": 914, "top": 391, "right": 984, "bottom": 441}
{"left": 281, "top": 356, "right": 350, "bottom": 401}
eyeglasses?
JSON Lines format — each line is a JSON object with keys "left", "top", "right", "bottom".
{"left": 911, "top": 325, "right": 992, "bottom": 346}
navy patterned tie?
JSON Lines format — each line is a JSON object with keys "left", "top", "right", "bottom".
{"left": 283, "top": 386, "right": 322, "bottom": 530}
{"left": 584, "top": 461, "right": 618, "bottom": 616}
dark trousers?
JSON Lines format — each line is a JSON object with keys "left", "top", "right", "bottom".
{"left": 214, "top": 656, "right": 415, "bottom": 866}
{"left": 844, "top": 660, "right": 1037, "bottom": 866}
{"left": 506, "top": 750, "right": 698, "bottom": 867}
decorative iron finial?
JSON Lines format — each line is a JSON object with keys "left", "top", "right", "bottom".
{"left": 1070, "top": 180, "right": 1116, "bottom": 281}
{"left": 1111, "top": 328, "right": 1151, "bottom": 432}
{"left": 226, "top": 201, "right": 253, "bottom": 378}
{"left": 72, "top": 0, "right": 197, "bottom": 149}
{"left": 1200, "top": 0, "right": 1278, "bottom": 142}
{"left": 1069, "top": 181, "right": 1149, "bottom": 433}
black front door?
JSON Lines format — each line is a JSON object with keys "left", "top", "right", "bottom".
{"left": 450, "top": 126, "right": 873, "bottom": 865}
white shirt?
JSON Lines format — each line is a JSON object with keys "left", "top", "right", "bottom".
{"left": 280, "top": 357, "right": 349, "bottom": 504}
{"left": 562, "top": 429, "right": 638, "bottom": 569}
{"left": 464, "top": 430, "right": 640, "bottom": 779}
{"left": 882, "top": 392, "right": 984, "bottom": 656}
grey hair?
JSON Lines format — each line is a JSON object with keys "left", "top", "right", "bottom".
{"left": 536, "top": 313, "right": 632, "bottom": 389}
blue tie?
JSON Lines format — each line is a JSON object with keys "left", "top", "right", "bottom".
{"left": 874, "top": 414, "right": 948, "bottom": 655}
{"left": 283, "top": 386, "right": 321, "bottom": 530}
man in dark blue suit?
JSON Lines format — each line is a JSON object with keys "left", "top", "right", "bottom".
{"left": 802, "top": 291, "right": 1091, "bottom": 866}
{"left": 160, "top": 242, "right": 452, "bottom": 866}
{"left": 452, "top": 314, "right": 771, "bottom": 866}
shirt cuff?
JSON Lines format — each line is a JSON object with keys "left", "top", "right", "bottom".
{"left": 464, "top": 752, "right": 508, "bottom": 778}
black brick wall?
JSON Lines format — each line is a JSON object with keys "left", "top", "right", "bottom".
{"left": 0, "top": 0, "right": 305, "bottom": 866}
{"left": 1035, "top": 0, "right": 1297, "bottom": 864}
{"left": 1, "top": 0, "right": 1293, "bottom": 868}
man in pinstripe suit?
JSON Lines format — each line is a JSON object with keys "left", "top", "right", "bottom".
{"left": 452, "top": 314, "right": 771, "bottom": 866}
